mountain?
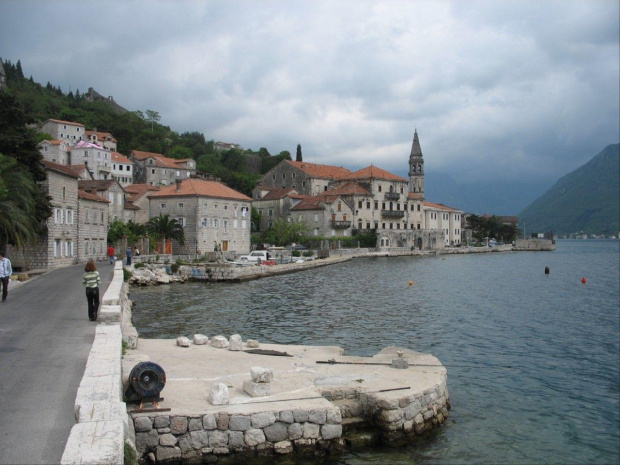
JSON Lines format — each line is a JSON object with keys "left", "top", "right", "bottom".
{"left": 518, "top": 144, "right": 619, "bottom": 236}
{"left": 424, "top": 172, "right": 551, "bottom": 215}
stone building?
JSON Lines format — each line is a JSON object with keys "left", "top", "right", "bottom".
{"left": 251, "top": 187, "right": 303, "bottom": 231}
{"left": 423, "top": 202, "right": 462, "bottom": 246}
{"left": 290, "top": 192, "right": 355, "bottom": 237}
{"left": 85, "top": 130, "right": 118, "bottom": 152}
{"left": 78, "top": 179, "right": 128, "bottom": 222}
{"left": 124, "top": 184, "right": 160, "bottom": 224}
{"left": 7, "top": 161, "right": 109, "bottom": 270}
{"left": 257, "top": 160, "right": 352, "bottom": 196}
{"left": 147, "top": 178, "right": 252, "bottom": 255}
{"left": 38, "top": 139, "right": 72, "bottom": 165}
{"left": 40, "top": 119, "right": 85, "bottom": 143}
{"left": 130, "top": 150, "right": 196, "bottom": 186}
{"left": 71, "top": 141, "right": 112, "bottom": 180}
{"left": 111, "top": 152, "right": 134, "bottom": 186}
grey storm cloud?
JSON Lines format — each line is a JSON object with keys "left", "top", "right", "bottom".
{"left": 1, "top": 0, "right": 618, "bottom": 184}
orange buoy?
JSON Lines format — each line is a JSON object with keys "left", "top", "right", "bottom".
{"left": 581, "top": 277, "right": 587, "bottom": 284}
{"left": 409, "top": 280, "right": 413, "bottom": 286}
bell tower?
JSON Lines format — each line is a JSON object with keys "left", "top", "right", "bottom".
{"left": 408, "top": 129, "right": 424, "bottom": 194}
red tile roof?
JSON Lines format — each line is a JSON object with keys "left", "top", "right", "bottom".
{"left": 78, "top": 189, "right": 109, "bottom": 203}
{"left": 111, "top": 152, "right": 132, "bottom": 164}
{"left": 260, "top": 188, "right": 299, "bottom": 201}
{"left": 338, "top": 165, "right": 407, "bottom": 182}
{"left": 285, "top": 160, "right": 352, "bottom": 179}
{"left": 41, "top": 160, "right": 80, "bottom": 178}
{"left": 325, "top": 181, "right": 372, "bottom": 196}
{"left": 407, "top": 192, "right": 424, "bottom": 200}
{"left": 44, "top": 118, "right": 84, "bottom": 127}
{"left": 291, "top": 193, "right": 347, "bottom": 211}
{"left": 124, "top": 201, "right": 140, "bottom": 210}
{"left": 148, "top": 178, "right": 251, "bottom": 201}
{"left": 124, "top": 184, "right": 160, "bottom": 202}
{"left": 423, "top": 201, "right": 461, "bottom": 212}
{"left": 78, "top": 180, "right": 120, "bottom": 191}
{"left": 130, "top": 150, "right": 192, "bottom": 170}
{"left": 85, "top": 130, "right": 118, "bottom": 143}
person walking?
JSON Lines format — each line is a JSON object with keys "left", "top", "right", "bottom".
{"left": 126, "top": 246, "right": 132, "bottom": 265}
{"left": 0, "top": 251, "right": 12, "bottom": 303}
{"left": 82, "top": 259, "right": 101, "bottom": 321}
{"left": 107, "top": 244, "right": 115, "bottom": 265}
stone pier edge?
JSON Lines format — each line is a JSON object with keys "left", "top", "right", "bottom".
{"left": 61, "top": 260, "right": 134, "bottom": 465}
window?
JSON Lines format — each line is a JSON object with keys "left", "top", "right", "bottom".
{"left": 417, "top": 224, "right": 421, "bottom": 229}
{"left": 338, "top": 202, "right": 342, "bottom": 212}
{"left": 223, "top": 220, "right": 228, "bottom": 231}
{"left": 417, "top": 204, "right": 421, "bottom": 211}
{"left": 272, "top": 174, "right": 276, "bottom": 180}
{"left": 201, "top": 218, "right": 208, "bottom": 227}
{"left": 358, "top": 200, "right": 362, "bottom": 208}
{"left": 160, "top": 203, "right": 166, "bottom": 208}
{"left": 378, "top": 185, "right": 382, "bottom": 192}
{"left": 178, "top": 203, "right": 184, "bottom": 208}
{"left": 63, "top": 186, "right": 66, "bottom": 200}
{"left": 65, "top": 241, "right": 73, "bottom": 257}
{"left": 374, "top": 201, "right": 378, "bottom": 209}
{"left": 152, "top": 169, "right": 155, "bottom": 174}
{"left": 282, "top": 173, "right": 286, "bottom": 179}
{"left": 177, "top": 217, "right": 187, "bottom": 227}
{"left": 367, "top": 201, "right": 370, "bottom": 209}
{"left": 54, "top": 240, "right": 61, "bottom": 258}
{"left": 213, "top": 219, "right": 219, "bottom": 228}
{"left": 314, "top": 214, "right": 318, "bottom": 222}
{"left": 292, "top": 173, "right": 296, "bottom": 179}
{"left": 176, "top": 171, "right": 180, "bottom": 177}
{"left": 268, "top": 209, "right": 273, "bottom": 217}
{"left": 242, "top": 220, "right": 247, "bottom": 229}
{"left": 233, "top": 219, "right": 238, "bottom": 229}
{"left": 101, "top": 211, "right": 104, "bottom": 223}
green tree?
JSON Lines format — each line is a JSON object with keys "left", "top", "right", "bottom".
{"left": 0, "top": 154, "right": 40, "bottom": 250}
{"left": 145, "top": 109, "right": 161, "bottom": 133}
{"left": 261, "top": 218, "right": 310, "bottom": 246}
{"left": 168, "top": 146, "right": 193, "bottom": 160}
{"left": 296, "top": 144, "right": 302, "bottom": 162}
{"left": 147, "top": 214, "right": 185, "bottom": 253}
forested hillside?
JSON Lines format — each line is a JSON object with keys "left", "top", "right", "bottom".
{"left": 1, "top": 59, "right": 292, "bottom": 196}
{"left": 518, "top": 144, "right": 619, "bottom": 236}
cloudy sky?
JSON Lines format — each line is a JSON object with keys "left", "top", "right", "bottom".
{"left": 1, "top": 0, "right": 618, "bottom": 184}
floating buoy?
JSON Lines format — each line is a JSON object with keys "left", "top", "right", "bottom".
{"left": 581, "top": 277, "right": 587, "bottom": 284}
{"left": 409, "top": 280, "right": 414, "bottom": 286}
{"left": 545, "top": 266, "right": 550, "bottom": 275}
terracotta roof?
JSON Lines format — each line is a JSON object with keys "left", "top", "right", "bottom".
{"left": 423, "top": 201, "right": 461, "bottom": 212}
{"left": 124, "top": 201, "right": 140, "bottom": 210}
{"left": 325, "top": 181, "right": 372, "bottom": 196}
{"left": 130, "top": 150, "right": 191, "bottom": 170}
{"left": 78, "top": 189, "right": 109, "bottom": 204}
{"left": 291, "top": 193, "right": 343, "bottom": 211}
{"left": 68, "top": 165, "right": 90, "bottom": 177}
{"left": 147, "top": 178, "right": 251, "bottom": 201}
{"left": 260, "top": 188, "right": 299, "bottom": 201}
{"left": 124, "top": 184, "right": 160, "bottom": 202}
{"left": 111, "top": 152, "right": 132, "bottom": 164}
{"left": 85, "top": 130, "right": 118, "bottom": 143}
{"left": 284, "top": 160, "right": 352, "bottom": 179}
{"left": 41, "top": 160, "right": 80, "bottom": 178}
{"left": 38, "top": 139, "right": 66, "bottom": 146}
{"left": 78, "top": 180, "right": 119, "bottom": 191}
{"left": 407, "top": 192, "right": 424, "bottom": 200}
{"left": 338, "top": 165, "right": 407, "bottom": 182}
{"left": 44, "top": 118, "right": 85, "bottom": 127}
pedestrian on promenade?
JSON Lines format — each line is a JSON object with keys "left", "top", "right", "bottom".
{"left": 126, "top": 246, "right": 132, "bottom": 266}
{"left": 0, "top": 251, "right": 12, "bottom": 303}
{"left": 82, "top": 259, "right": 101, "bottom": 321}
{"left": 134, "top": 246, "right": 140, "bottom": 257}
{"left": 107, "top": 244, "right": 115, "bottom": 265}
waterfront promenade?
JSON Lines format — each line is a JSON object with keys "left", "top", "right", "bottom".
{"left": 0, "top": 263, "right": 113, "bottom": 464}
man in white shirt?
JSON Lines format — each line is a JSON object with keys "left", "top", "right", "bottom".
{"left": 0, "top": 251, "right": 12, "bottom": 302}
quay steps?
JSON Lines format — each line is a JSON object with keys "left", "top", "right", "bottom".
{"left": 331, "top": 398, "right": 379, "bottom": 448}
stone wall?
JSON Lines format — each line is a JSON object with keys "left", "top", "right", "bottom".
{"left": 133, "top": 407, "right": 345, "bottom": 463}
{"left": 514, "top": 239, "right": 556, "bottom": 251}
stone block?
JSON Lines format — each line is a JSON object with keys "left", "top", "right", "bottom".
{"left": 391, "top": 357, "right": 409, "bottom": 369}
{"left": 274, "top": 440, "right": 294, "bottom": 454}
{"left": 154, "top": 416, "right": 170, "bottom": 429}
{"left": 279, "top": 410, "right": 294, "bottom": 424}
{"left": 203, "top": 414, "right": 217, "bottom": 430}
{"left": 159, "top": 433, "right": 178, "bottom": 446}
{"left": 308, "top": 409, "right": 326, "bottom": 425}
{"left": 377, "top": 397, "right": 400, "bottom": 409}
{"left": 303, "top": 422, "right": 320, "bottom": 439}
{"left": 229, "top": 415, "right": 251, "bottom": 431}
{"left": 156, "top": 445, "right": 181, "bottom": 463}
{"left": 243, "top": 379, "right": 270, "bottom": 397}
{"left": 246, "top": 339, "right": 259, "bottom": 348}
{"left": 213, "top": 447, "right": 230, "bottom": 455}
{"left": 244, "top": 429, "right": 266, "bottom": 447}
{"left": 379, "top": 408, "right": 403, "bottom": 423}
{"left": 293, "top": 409, "right": 309, "bottom": 423}
{"left": 326, "top": 408, "right": 342, "bottom": 424}
{"left": 193, "top": 334, "right": 209, "bottom": 345}
{"left": 293, "top": 438, "right": 315, "bottom": 454}
{"left": 288, "top": 422, "right": 303, "bottom": 440}
{"left": 251, "top": 411, "right": 276, "bottom": 428}
{"left": 250, "top": 366, "right": 273, "bottom": 383}
{"left": 134, "top": 416, "right": 153, "bottom": 432}
{"left": 61, "top": 420, "right": 125, "bottom": 465}
{"left": 176, "top": 336, "right": 190, "bottom": 347}
{"left": 228, "top": 431, "right": 245, "bottom": 448}
{"left": 188, "top": 418, "right": 202, "bottom": 431}
{"left": 208, "top": 383, "right": 230, "bottom": 405}
{"left": 217, "top": 413, "right": 230, "bottom": 430}
{"left": 404, "top": 401, "right": 422, "bottom": 420}
{"left": 229, "top": 334, "right": 243, "bottom": 351}
{"left": 170, "top": 416, "right": 188, "bottom": 434}
{"left": 321, "top": 424, "right": 342, "bottom": 440}
{"left": 135, "top": 429, "right": 159, "bottom": 451}
{"left": 264, "top": 422, "right": 288, "bottom": 442}
{"left": 209, "top": 430, "right": 229, "bottom": 448}
{"left": 189, "top": 430, "right": 209, "bottom": 449}
{"left": 210, "top": 335, "right": 229, "bottom": 348}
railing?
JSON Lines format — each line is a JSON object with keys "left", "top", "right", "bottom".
{"left": 381, "top": 210, "right": 405, "bottom": 218}
{"left": 384, "top": 192, "right": 400, "bottom": 200}
{"left": 330, "top": 220, "right": 352, "bottom": 229}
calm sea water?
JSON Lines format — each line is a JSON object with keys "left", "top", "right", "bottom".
{"left": 131, "top": 240, "right": 620, "bottom": 465}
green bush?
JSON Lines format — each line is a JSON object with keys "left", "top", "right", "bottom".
{"left": 170, "top": 263, "right": 180, "bottom": 273}
{"left": 134, "top": 262, "right": 146, "bottom": 269}
{"left": 123, "top": 268, "right": 132, "bottom": 282}
{"left": 302, "top": 250, "right": 314, "bottom": 257}
{"left": 292, "top": 250, "right": 301, "bottom": 257}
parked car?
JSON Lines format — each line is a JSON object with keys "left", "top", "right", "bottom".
{"left": 238, "top": 250, "right": 269, "bottom": 263}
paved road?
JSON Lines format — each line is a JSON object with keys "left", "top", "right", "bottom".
{"left": 0, "top": 263, "right": 114, "bottom": 464}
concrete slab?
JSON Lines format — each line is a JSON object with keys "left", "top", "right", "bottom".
{"left": 61, "top": 420, "right": 125, "bottom": 465}
{"left": 124, "top": 339, "right": 446, "bottom": 417}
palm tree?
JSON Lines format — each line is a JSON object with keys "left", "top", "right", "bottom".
{"left": 0, "top": 154, "right": 40, "bottom": 251}
{"left": 147, "top": 213, "right": 185, "bottom": 254}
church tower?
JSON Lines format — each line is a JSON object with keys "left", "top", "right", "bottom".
{"left": 408, "top": 129, "right": 424, "bottom": 194}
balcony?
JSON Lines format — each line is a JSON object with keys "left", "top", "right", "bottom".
{"left": 381, "top": 210, "right": 405, "bottom": 219}
{"left": 384, "top": 192, "right": 400, "bottom": 201}
{"left": 330, "top": 220, "right": 352, "bottom": 229}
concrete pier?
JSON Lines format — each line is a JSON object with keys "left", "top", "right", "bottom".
{"left": 124, "top": 339, "right": 449, "bottom": 463}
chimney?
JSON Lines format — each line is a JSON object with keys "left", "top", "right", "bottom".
{"left": 175, "top": 179, "right": 182, "bottom": 192}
